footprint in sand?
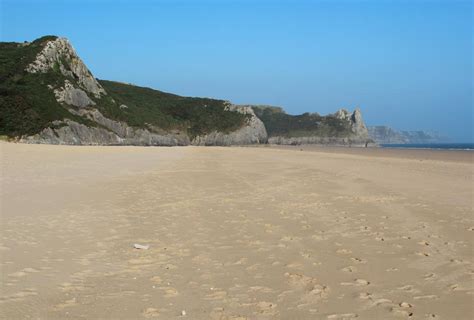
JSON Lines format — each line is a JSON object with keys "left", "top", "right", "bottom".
{"left": 210, "top": 307, "right": 247, "bottom": 320}
{"left": 370, "top": 298, "right": 392, "bottom": 307}
{"left": 254, "top": 301, "right": 278, "bottom": 316}
{"left": 424, "top": 273, "right": 436, "bottom": 281}
{"left": 350, "top": 257, "right": 366, "bottom": 264}
{"left": 280, "top": 236, "right": 302, "bottom": 242}
{"left": 53, "top": 297, "right": 78, "bottom": 311}
{"left": 159, "top": 286, "right": 178, "bottom": 298}
{"left": 327, "top": 313, "right": 358, "bottom": 319}
{"left": 150, "top": 276, "right": 162, "bottom": 284}
{"left": 142, "top": 307, "right": 160, "bottom": 318}
{"left": 358, "top": 292, "right": 372, "bottom": 300}
{"left": 0, "top": 288, "right": 38, "bottom": 303}
{"left": 414, "top": 295, "right": 438, "bottom": 300}
{"left": 341, "top": 279, "right": 370, "bottom": 286}
{"left": 397, "top": 285, "right": 420, "bottom": 294}
{"left": 336, "top": 248, "right": 352, "bottom": 255}
{"left": 449, "top": 258, "right": 465, "bottom": 264}
{"left": 416, "top": 252, "right": 431, "bottom": 257}
{"left": 390, "top": 306, "right": 414, "bottom": 317}
{"left": 9, "top": 271, "right": 28, "bottom": 278}
{"left": 448, "top": 283, "right": 469, "bottom": 291}
{"left": 284, "top": 272, "right": 330, "bottom": 302}
{"left": 204, "top": 290, "right": 227, "bottom": 301}
{"left": 341, "top": 266, "right": 357, "bottom": 273}
{"left": 249, "top": 286, "right": 273, "bottom": 293}
{"left": 8, "top": 267, "right": 40, "bottom": 278}
{"left": 312, "top": 234, "right": 328, "bottom": 241}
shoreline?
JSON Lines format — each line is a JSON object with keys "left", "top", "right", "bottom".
{"left": 248, "top": 143, "right": 474, "bottom": 163}
{"left": 2, "top": 141, "right": 473, "bottom": 163}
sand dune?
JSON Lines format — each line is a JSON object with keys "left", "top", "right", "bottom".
{"left": 0, "top": 142, "right": 472, "bottom": 319}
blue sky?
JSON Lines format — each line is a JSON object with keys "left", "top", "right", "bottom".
{"left": 1, "top": 0, "right": 472, "bottom": 141}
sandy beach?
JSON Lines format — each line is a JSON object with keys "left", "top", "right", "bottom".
{"left": 0, "top": 142, "right": 472, "bottom": 319}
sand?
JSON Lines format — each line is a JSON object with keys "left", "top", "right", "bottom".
{"left": 0, "top": 142, "right": 473, "bottom": 319}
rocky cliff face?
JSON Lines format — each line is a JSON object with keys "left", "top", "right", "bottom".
{"left": 26, "top": 37, "right": 106, "bottom": 98}
{"left": 333, "top": 108, "right": 370, "bottom": 140}
{"left": 192, "top": 105, "right": 267, "bottom": 145}
{"left": 15, "top": 36, "right": 265, "bottom": 146}
{"left": 2, "top": 35, "right": 372, "bottom": 147}
{"left": 257, "top": 106, "right": 373, "bottom": 147}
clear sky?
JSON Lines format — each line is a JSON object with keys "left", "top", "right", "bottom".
{"left": 1, "top": 0, "right": 472, "bottom": 141}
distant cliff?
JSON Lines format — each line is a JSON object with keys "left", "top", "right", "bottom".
{"left": 1, "top": 35, "right": 371, "bottom": 147}
{"left": 253, "top": 106, "right": 374, "bottom": 146}
{"left": 368, "top": 126, "right": 447, "bottom": 144}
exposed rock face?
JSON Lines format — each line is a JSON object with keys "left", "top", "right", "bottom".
{"left": 266, "top": 108, "right": 373, "bottom": 146}
{"left": 21, "top": 118, "right": 189, "bottom": 146}
{"left": 13, "top": 36, "right": 370, "bottom": 147}
{"left": 68, "top": 108, "right": 189, "bottom": 146}
{"left": 192, "top": 105, "right": 267, "bottom": 146}
{"left": 26, "top": 37, "right": 106, "bottom": 98}
{"left": 21, "top": 104, "right": 265, "bottom": 147}
{"left": 20, "top": 37, "right": 265, "bottom": 146}
{"left": 54, "top": 80, "right": 96, "bottom": 108}
{"left": 334, "top": 108, "right": 369, "bottom": 139}
{"left": 21, "top": 102, "right": 264, "bottom": 146}
{"left": 21, "top": 120, "right": 122, "bottom": 145}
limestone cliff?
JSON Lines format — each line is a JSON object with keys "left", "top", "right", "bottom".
{"left": 192, "top": 105, "right": 267, "bottom": 145}
{"left": 253, "top": 106, "right": 374, "bottom": 147}
{"left": 25, "top": 37, "right": 106, "bottom": 98}
{"left": 2, "top": 36, "right": 264, "bottom": 146}
{"left": 1, "top": 35, "right": 371, "bottom": 147}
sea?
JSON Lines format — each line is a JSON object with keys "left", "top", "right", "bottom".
{"left": 381, "top": 143, "right": 474, "bottom": 151}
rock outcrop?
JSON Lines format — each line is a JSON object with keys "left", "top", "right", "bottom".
{"left": 18, "top": 36, "right": 265, "bottom": 146}
{"left": 261, "top": 108, "right": 373, "bottom": 147}
{"left": 192, "top": 105, "right": 267, "bottom": 145}
{"left": 333, "top": 108, "right": 369, "bottom": 139}
{"left": 21, "top": 119, "right": 189, "bottom": 146}
{"left": 54, "top": 80, "right": 96, "bottom": 108}
{"left": 3, "top": 35, "right": 373, "bottom": 147}
{"left": 21, "top": 104, "right": 265, "bottom": 146}
{"left": 26, "top": 37, "right": 106, "bottom": 98}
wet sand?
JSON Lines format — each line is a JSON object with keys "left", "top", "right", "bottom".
{"left": 1, "top": 142, "right": 473, "bottom": 319}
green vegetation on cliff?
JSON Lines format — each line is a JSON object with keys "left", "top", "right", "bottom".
{"left": 97, "top": 80, "right": 249, "bottom": 137}
{"left": 0, "top": 36, "right": 249, "bottom": 139}
{"left": 252, "top": 106, "right": 352, "bottom": 138}
{"left": 0, "top": 36, "right": 94, "bottom": 137}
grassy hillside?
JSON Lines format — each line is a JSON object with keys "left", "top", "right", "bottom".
{"left": 0, "top": 36, "right": 250, "bottom": 139}
{"left": 97, "top": 80, "right": 249, "bottom": 137}
{"left": 0, "top": 36, "right": 93, "bottom": 137}
{"left": 252, "top": 106, "right": 352, "bottom": 138}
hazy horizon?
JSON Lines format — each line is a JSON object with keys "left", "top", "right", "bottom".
{"left": 1, "top": 0, "right": 472, "bottom": 141}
